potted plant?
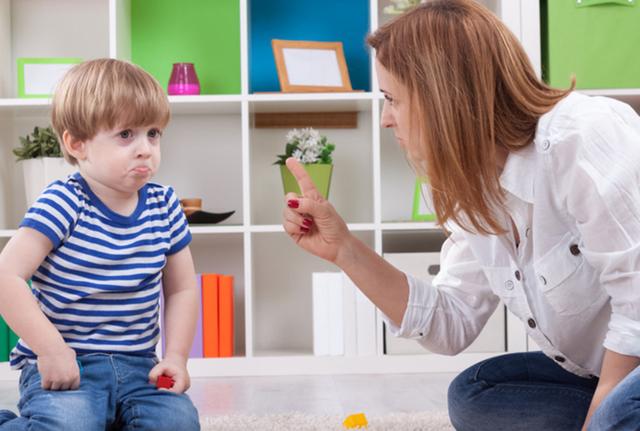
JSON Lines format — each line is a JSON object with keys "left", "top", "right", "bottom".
{"left": 13, "top": 126, "right": 75, "bottom": 206}
{"left": 274, "top": 127, "right": 335, "bottom": 199}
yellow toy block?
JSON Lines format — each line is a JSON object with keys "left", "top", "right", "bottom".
{"left": 343, "top": 412, "right": 368, "bottom": 429}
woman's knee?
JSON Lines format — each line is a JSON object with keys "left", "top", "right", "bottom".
{"left": 447, "top": 363, "right": 486, "bottom": 430}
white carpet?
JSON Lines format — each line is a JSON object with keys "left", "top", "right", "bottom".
{"left": 200, "top": 411, "right": 454, "bottom": 431}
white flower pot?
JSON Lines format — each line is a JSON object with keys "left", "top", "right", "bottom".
{"left": 21, "top": 157, "right": 76, "bottom": 206}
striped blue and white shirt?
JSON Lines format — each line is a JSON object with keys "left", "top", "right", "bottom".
{"left": 10, "top": 172, "right": 191, "bottom": 369}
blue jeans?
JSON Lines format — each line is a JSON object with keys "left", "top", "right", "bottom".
{"left": 448, "top": 352, "right": 599, "bottom": 430}
{"left": 0, "top": 353, "right": 200, "bottom": 431}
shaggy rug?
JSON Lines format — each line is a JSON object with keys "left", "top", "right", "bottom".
{"left": 200, "top": 411, "right": 454, "bottom": 431}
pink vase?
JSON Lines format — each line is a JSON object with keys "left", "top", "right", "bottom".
{"left": 167, "top": 63, "right": 201, "bottom": 95}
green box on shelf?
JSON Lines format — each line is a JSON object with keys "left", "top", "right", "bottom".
{"left": 541, "top": 0, "right": 640, "bottom": 89}
{"left": 131, "top": 0, "right": 241, "bottom": 95}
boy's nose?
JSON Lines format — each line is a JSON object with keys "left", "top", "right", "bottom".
{"left": 136, "top": 139, "right": 153, "bottom": 157}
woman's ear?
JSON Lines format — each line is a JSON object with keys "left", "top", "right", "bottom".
{"left": 62, "top": 130, "right": 86, "bottom": 161}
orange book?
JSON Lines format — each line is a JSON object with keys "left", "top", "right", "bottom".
{"left": 201, "top": 273, "right": 219, "bottom": 357}
{"left": 218, "top": 275, "right": 234, "bottom": 357}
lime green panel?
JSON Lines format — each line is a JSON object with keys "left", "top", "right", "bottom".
{"left": 131, "top": 0, "right": 241, "bottom": 95}
{"left": 542, "top": 0, "right": 640, "bottom": 89}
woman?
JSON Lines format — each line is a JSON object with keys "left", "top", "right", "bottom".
{"left": 282, "top": 1, "right": 640, "bottom": 430}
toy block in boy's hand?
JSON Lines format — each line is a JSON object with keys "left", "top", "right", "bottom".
{"left": 156, "top": 374, "right": 175, "bottom": 389}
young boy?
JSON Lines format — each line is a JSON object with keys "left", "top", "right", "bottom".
{"left": 0, "top": 59, "right": 200, "bottom": 430}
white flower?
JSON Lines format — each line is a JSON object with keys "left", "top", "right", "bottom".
{"left": 280, "top": 126, "right": 334, "bottom": 165}
{"left": 292, "top": 149, "right": 304, "bottom": 161}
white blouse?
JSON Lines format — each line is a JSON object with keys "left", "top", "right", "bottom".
{"left": 385, "top": 92, "right": 640, "bottom": 377}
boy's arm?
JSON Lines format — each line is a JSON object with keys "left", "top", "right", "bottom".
{"left": 0, "top": 228, "right": 79, "bottom": 389}
{"left": 150, "top": 245, "right": 198, "bottom": 392}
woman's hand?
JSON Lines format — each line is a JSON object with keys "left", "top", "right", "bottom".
{"left": 282, "top": 158, "right": 351, "bottom": 264}
{"left": 37, "top": 344, "right": 80, "bottom": 391}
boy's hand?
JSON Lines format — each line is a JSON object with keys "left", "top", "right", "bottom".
{"left": 37, "top": 345, "right": 80, "bottom": 391}
{"left": 149, "top": 356, "right": 191, "bottom": 393}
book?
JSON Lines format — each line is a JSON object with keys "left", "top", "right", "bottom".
{"left": 218, "top": 274, "right": 234, "bottom": 357}
{"left": 312, "top": 273, "right": 331, "bottom": 356}
{"left": 190, "top": 274, "right": 204, "bottom": 358}
{"left": 341, "top": 272, "right": 358, "bottom": 357}
{"left": 327, "top": 273, "right": 344, "bottom": 356}
{"left": 202, "top": 273, "right": 220, "bottom": 357}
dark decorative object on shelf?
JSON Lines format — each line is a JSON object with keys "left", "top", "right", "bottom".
{"left": 186, "top": 210, "right": 235, "bottom": 224}
{"left": 180, "top": 198, "right": 234, "bottom": 224}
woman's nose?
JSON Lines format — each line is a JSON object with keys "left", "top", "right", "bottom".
{"left": 380, "top": 102, "right": 394, "bottom": 128}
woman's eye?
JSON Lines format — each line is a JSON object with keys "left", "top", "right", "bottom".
{"left": 385, "top": 95, "right": 394, "bottom": 104}
{"left": 119, "top": 130, "right": 132, "bottom": 139}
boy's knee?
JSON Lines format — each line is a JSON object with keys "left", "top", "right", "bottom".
{"left": 24, "top": 390, "right": 106, "bottom": 431}
{"left": 132, "top": 394, "right": 200, "bottom": 431}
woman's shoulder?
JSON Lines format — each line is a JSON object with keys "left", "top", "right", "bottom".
{"left": 536, "top": 92, "right": 639, "bottom": 151}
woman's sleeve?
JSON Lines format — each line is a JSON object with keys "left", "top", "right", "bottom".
{"left": 383, "top": 227, "right": 500, "bottom": 355}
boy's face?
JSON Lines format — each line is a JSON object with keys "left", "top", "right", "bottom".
{"left": 78, "top": 125, "right": 162, "bottom": 194}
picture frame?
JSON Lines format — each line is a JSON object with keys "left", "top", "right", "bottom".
{"left": 412, "top": 178, "right": 436, "bottom": 222}
{"left": 17, "top": 57, "right": 82, "bottom": 98}
{"left": 271, "top": 40, "right": 353, "bottom": 93}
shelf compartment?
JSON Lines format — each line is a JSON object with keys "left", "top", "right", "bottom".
{"left": 128, "top": 0, "right": 241, "bottom": 95}
{"left": 154, "top": 113, "right": 243, "bottom": 226}
{"left": 250, "top": 111, "right": 374, "bottom": 225}
{"left": 0, "top": 0, "right": 109, "bottom": 98}
{"left": 248, "top": 0, "right": 371, "bottom": 93}
{"left": 251, "top": 231, "right": 374, "bottom": 357}
{"left": 190, "top": 233, "right": 246, "bottom": 357}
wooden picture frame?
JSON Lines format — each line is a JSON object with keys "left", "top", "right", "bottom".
{"left": 412, "top": 178, "right": 436, "bottom": 222}
{"left": 17, "top": 57, "right": 82, "bottom": 98}
{"left": 271, "top": 40, "right": 353, "bottom": 93}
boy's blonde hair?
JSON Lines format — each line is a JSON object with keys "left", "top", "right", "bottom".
{"left": 368, "top": 0, "right": 572, "bottom": 235}
{"left": 51, "top": 58, "right": 170, "bottom": 165}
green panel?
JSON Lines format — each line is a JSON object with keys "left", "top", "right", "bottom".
{"left": 131, "top": 0, "right": 241, "bottom": 95}
{"left": 542, "top": 0, "right": 640, "bottom": 89}
{"left": 8, "top": 329, "right": 18, "bottom": 354}
{"left": 0, "top": 318, "right": 8, "bottom": 362}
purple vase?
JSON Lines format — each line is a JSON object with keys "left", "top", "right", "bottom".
{"left": 167, "top": 63, "right": 201, "bottom": 95}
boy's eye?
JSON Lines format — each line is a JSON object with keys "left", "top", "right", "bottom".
{"left": 148, "top": 128, "right": 162, "bottom": 138}
{"left": 119, "top": 130, "right": 133, "bottom": 139}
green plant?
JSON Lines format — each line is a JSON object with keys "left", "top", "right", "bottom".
{"left": 13, "top": 126, "right": 63, "bottom": 161}
{"left": 274, "top": 128, "right": 336, "bottom": 165}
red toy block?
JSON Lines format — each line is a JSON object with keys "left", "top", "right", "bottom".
{"left": 156, "top": 374, "right": 175, "bottom": 389}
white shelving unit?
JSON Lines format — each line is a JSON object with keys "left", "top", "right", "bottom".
{"left": 1, "top": 0, "right": 638, "bottom": 381}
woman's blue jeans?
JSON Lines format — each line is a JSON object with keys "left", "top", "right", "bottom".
{"left": 0, "top": 353, "right": 200, "bottom": 431}
{"left": 449, "top": 351, "right": 640, "bottom": 431}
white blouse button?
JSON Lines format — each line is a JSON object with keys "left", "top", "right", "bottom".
{"left": 505, "top": 280, "right": 515, "bottom": 290}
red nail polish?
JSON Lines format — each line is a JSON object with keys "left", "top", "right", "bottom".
{"left": 288, "top": 199, "right": 299, "bottom": 209}
{"left": 303, "top": 218, "right": 313, "bottom": 227}
{"left": 301, "top": 226, "right": 310, "bottom": 233}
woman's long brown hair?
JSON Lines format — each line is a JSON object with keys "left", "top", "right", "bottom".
{"left": 368, "top": 0, "right": 572, "bottom": 235}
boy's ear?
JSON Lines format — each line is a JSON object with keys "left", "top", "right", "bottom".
{"left": 62, "top": 131, "right": 87, "bottom": 161}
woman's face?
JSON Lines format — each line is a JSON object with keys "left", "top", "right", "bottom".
{"left": 376, "top": 60, "right": 415, "bottom": 151}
